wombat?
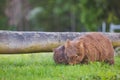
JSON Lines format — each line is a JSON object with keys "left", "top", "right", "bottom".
{"left": 64, "top": 32, "right": 114, "bottom": 65}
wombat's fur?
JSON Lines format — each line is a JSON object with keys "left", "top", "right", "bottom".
{"left": 53, "top": 32, "right": 114, "bottom": 65}
{"left": 53, "top": 45, "right": 67, "bottom": 64}
{"left": 64, "top": 32, "right": 114, "bottom": 65}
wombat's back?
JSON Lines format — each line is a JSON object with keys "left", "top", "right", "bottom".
{"left": 81, "top": 32, "right": 114, "bottom": 64}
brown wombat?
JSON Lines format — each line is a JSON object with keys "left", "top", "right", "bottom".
{"left": 64, "top": 32, "right": 114, "bottom": 65}
{"left": 53, "top": 45, "right": 67, "bottom": 64}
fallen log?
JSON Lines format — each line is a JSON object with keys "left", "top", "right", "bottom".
{"left": 0, "top": 31, "right": 120, "bottom": 54}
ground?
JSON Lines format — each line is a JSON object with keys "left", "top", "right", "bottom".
{"left": 0, "top": 53, "right": 120, "bottom": 80}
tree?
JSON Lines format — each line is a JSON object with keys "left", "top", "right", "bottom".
{"left": 0, "top": 0, "right": 7, "bottom": 30}
{"left": 2, "top": 0, "right": 120, "bottom": 31}
{"left": 79, "top": 0, "right": 120, "bottom": 31}
{"left": 5, "top": 0, "right": 31, "bottom": 31}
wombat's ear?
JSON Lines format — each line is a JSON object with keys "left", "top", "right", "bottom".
{"left": 53, "top": 48, "right": 57, "bottom": 52}
{"left": 66, "top": 39, "right": 71, "bottom": 44}
{"left": 65, "top": 39, "right": 71, "bottom": 48}
{"left": 79, "top": 41, "right": 85, "bottom": 56}
{"left": 79, "top": 42, "right": 84, "bottom": 48}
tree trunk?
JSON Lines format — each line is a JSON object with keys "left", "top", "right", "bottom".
{"left": 0, "top": 31, "right": 120, "bottom": 54}
{"left": 70, "top": 11, "right": 76, "bottom": 31}
{"left": 5, "top": 0, "right": 31, "bottom": 31}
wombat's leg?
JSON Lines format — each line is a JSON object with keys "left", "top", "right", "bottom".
{"left": 108, "top": 59, "right": 114, "bottom": 65}
{"left": 105, "top": 58, "right": 114, "bottom": 65}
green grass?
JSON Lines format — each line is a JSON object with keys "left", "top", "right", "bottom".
{"left": 0, "top": 53, "right": 120, "bottom": 80}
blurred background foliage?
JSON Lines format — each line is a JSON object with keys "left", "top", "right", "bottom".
{"left": 0, "top": 0, "right": 120, "bottom": 31}
{"left": 0, "top": 0, "right": 7, "bottom": 30}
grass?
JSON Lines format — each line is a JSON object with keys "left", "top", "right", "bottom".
{"left": 0, "top": 53, "right": 120, "bottom": 80}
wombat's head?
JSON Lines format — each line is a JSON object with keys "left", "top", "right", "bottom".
{"left": 53, "top": 45, "right": 67, "bottom": 64}
{"left": 64, "top": 39, "right": 79, "bottom": 65}
{"left": 64, "top": 39, "right": 85, "bottom": 65}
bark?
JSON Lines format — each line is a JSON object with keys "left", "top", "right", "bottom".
{"left": 0, "top": 31, "right": 120, "bottom": 54}
{"left": 5, "top": 0, "right": 31, "bottom": 31}
{"left": 70, "top": 11, "right": 76, "bottom": 31}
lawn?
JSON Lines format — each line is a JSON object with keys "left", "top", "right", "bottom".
{"left": 0, "top": 53, "right": 120, "bottom": 80}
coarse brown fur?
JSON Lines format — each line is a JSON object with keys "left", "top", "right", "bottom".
{"left": 53, "top": 45, "right": 67, "bottom": 64}
{"left": 64, "top": 32, "right": 114, "bottom": 65}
